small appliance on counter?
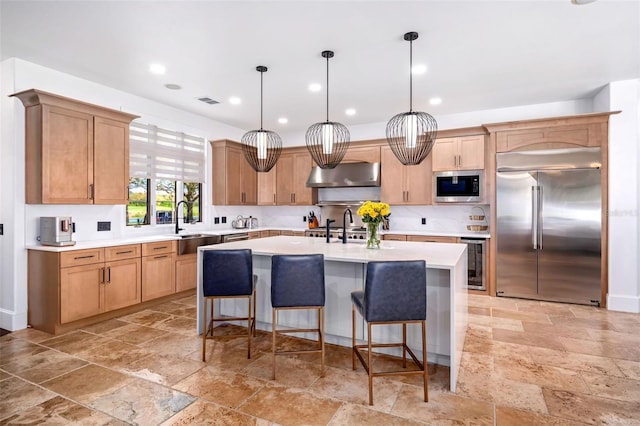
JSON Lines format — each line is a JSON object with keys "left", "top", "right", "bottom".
{"left": 39, "top": 216, "right": 75, "bottom": 246}
{"left": 231, "top": 215, "right": 258, "bottom": 229}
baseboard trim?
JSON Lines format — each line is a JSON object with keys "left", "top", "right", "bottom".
{"left": 606, "top": 294, "right": 640, "bottom": 313}
{"left": 0, "top": 308, "right": 28, "bottom": 332}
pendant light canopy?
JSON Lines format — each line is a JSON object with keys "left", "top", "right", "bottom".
{"left": 306, "top": 50, "right": 350, "bottom": 169}
{"left": 386, "top": 32, "right": 438, "bottom": 166}
{"left": 241, "top": 65, "right": 282, "bottom": 173}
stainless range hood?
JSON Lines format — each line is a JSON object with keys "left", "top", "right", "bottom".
{"left": 306, "top": 162, "right": 380, "bottom": 188}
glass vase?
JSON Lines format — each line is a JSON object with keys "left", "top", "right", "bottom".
{"left": 366, "top": 222, "right": 381, "bottom": 249}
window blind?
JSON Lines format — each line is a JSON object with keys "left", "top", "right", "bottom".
{"left": 129, "top": 122, "right": 206, "bottom": 182}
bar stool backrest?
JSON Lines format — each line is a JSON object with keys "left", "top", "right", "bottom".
{"left": 364, "top": 260, "right": 427, "bottom": 322}
{"left": 271, "top": 254, "right": 325, "bottom": 308}
{"left": 203, "top": 249, "right": 253, "bottom": 297}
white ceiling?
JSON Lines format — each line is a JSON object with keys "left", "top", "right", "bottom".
{"left": 2, "top": 0, "right": 639, "bottom": 133}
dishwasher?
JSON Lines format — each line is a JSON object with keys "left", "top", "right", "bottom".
{"left": 221, "top": 232, "right": 249, "bottom": 243}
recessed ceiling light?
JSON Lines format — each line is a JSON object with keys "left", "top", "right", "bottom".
{"left": 149, "top": 63, "right": 166, "bottom": 75}
{"left": 571, "top": 0, "right": 597, "bottom": 4}
{"left": 412, "top": 64, "right": 427, "bottom": 74}
{"left": 345, "top": 108, "right": 356, "bottom": 116}
{"left": 309, "top": 83, "right": 322, "bottom": 92}
{"left": 278, "top": 117, "right": 288, "bottom": 124}
{"left": 429, "top": 97, "right": 442, "bottom": 105}
{"left": 229, "top": 97, "right": 241, "bottom": 105}
{"left": 165, "top": 83, "right": 181, "bottom": 90}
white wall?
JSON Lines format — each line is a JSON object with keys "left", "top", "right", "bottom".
{"left": 599, "top": 79, "right": 640, "bottom": 312}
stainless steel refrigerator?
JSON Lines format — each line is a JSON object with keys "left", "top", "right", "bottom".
{"left": 496, "top": 147, "right": 602, "bottom": 306}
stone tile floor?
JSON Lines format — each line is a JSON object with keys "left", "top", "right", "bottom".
{"left": 1, "top": 293, "right": 639, "bottom": 425}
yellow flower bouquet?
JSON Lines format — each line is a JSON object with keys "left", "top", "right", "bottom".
{"left": 357, "top": 201, "right": 390, "bottom": 249}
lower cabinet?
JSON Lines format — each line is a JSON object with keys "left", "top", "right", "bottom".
{"left": 382, "top": 234, "right": 459, "bottom": 243}
{"left": 175, "top": 253, "right": 197, "bottom": 292}
{"left": 29, "top": 243, "right": 142, "bottom": 334}
{"left": 141, "top": 241, "right": 176, "bottom": 301}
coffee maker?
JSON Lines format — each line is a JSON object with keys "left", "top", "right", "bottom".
{"left": 40, "top": 217, "right": 76, "bottom": 246}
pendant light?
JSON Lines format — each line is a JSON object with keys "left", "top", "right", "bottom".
{"left": 386, "top": 32, "right": 438, "bottom": 165}
{"left": 241, "top": 66, "right": 282, "bottom": 172}
{"left": 305, "top": 50, "right": 350, "bottom": 169}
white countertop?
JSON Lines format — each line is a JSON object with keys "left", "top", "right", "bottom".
{"left": 199, "top": 235, "right": 466, "bottom": 270}
{"left": 26, "top": 226, "right": 487, "bottom": 252}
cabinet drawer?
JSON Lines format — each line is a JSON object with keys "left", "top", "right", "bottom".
{"left": 407, "top": 235, "right": 458, "bottom": 243}
{"left": 60, "top": 248, "right": 105, "bottom": 268}
{"left": 383, "top": 234, "right": 407, "bottom": 241}
{"left": 142, "top": 240, "right": 176, "bottom": 256}
{"left": 105, "top": 244, "right": 141, "bottom": 261}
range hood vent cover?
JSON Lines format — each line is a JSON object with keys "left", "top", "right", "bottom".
{"left": 306, "top": 162, "right": 380, "bottom": 188}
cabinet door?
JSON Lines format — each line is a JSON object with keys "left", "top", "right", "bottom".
{"left": 225, "top": 147, "right": 244, "bottom": 205}
{"left": 407, "top": 235, "right": 458, "bottom": 243}
{"left": 257, "top": 168, "right": 277, "bottom": 205}
{"left": 405, "top": 159, "right": 431, "bottom": 205}
{"left": 142, "top": 254, "right": 175, "bottom": 301}
{"left": 458, "top": 135, "right": 485, "bottom": 170}
{"left": 175, "top": 254, "right": 197, "bottom": 292}
{"left": 240, "top": 155, "right": 257, "bottom": 205}
{"left": 41, "top": 105, "right": 94, "bottom": 204}
{"left": 94, "top": 117, "right": 129, "bottom": 204}
{"left": 380, "top": 146, "right": 406, "bottom": 204}
{"left": 432, "top": 138, "right": 458, "bottom": 171}
{"left": 341, "top": 145, "right": 381, "bottom": 164}
{"left": 105, "top": 258, "right": 141, "bottom": 311}
{"left": 292, "top": 152, "right": 315, "bottom": 205}
{"left": 60, "top": 263, "right": 103, "bottom": 323}
{"left": 383, "top": 234, "right": 407, "bottom": 241}
{"left": 276, "top": 153, "right": 294, "bottom": 205}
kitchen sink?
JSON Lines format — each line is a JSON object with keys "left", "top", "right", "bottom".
{"left": 177, "top": 234, "right": 221, "bottom": 255}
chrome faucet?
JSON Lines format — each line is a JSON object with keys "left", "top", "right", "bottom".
{"left": 175, "top": 200, "right": 190, "bottom": 234}
{"left": 325, "top": 218, "right": 335, "bottom": 243}
{"left": 342, "top": 208, "right": 353, "bottom": 244}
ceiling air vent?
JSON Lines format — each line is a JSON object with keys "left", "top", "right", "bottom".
{"left": 196, "top": 96, "right": 220, "bottom": 105}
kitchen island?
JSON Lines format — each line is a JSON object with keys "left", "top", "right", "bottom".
{"left": 197, "top": 235, "right": 467, "bottom": 392}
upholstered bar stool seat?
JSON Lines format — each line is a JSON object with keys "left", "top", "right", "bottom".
{"left": 351, "top": 260, "right": 428, "bottom": 405}
{"left": 271, "top": 253, "right": 325, "bottom": 380}
{"left": 202, "top": 249, "right": 256, "bottom": 361}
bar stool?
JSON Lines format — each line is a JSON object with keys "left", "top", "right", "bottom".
{"left": 202, "top": 249, "right": 256, "bottom": 361}
{"left": 271, "top": 254, "right": 325, "bottom": 380}
{"left": 351, "top": 260, "right": 428, "bottom": 405}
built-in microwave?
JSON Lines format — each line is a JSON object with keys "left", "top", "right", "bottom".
{"left": 434, "top": 170, "right": 482, "bottom": 203}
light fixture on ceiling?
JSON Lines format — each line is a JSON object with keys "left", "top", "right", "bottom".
{"left": 240, "top": 66, "right": 282, "bottom": 173}
{"left": 305, "top": 50, "right": 350, "bottom": 169}
{"left": 571, "top": 0, "right": 597, "bottom": 4}
{"left": 386, "top": 32, "right": 438, "bottom": 166}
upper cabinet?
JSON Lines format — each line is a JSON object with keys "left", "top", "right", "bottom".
{"left": 432, "top": 134, "right": 485, "bottom": 171}
{"left": 381, "top": 146, "right": 431, "bottom": 205}
{"left": 211, "top": 139, "right": 257, "bottom": 205}
{"left": 11, "top": 89, "right": 138, "bottom": 204}
{"left": 485, "top": 113, "right": 611, "bottom": 153}
{"left": 276, "top": 148, "right": 317, "bottom": 205}
{"left": 257, "top": 167, "right": 277, "bottom": 206}
{"left": 340, "top": 143, "right": 381, "bottom": 164}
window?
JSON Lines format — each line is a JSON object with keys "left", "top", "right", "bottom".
{"left": 128, "top": 122, "right": 205, "bottom": 226}
{"left": 127, "top": 178, "right": 150, "bottom": 225}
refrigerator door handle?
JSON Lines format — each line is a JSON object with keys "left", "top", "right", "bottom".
{"left": 538, "top": 186, "right": 543, "bottom": 250}
{"left": 532, "top": 186, "right": 538, "bottom": 249}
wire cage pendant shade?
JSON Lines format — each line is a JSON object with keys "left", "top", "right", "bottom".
{"left": 386, "top": 32, "right": 438, "bottom": 166}
{"left": 306, "top": 50, "right": 350, "bottom": 169}
{"left": 241, "top": 65, "right": 282, "bottom": 172}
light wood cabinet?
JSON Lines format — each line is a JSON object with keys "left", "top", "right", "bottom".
{"left": 276, "top": 149, "right": 317, "bottom": 205}
{"left": 381, "top": 146, "right": 431, "bottom": 205}
{"left": 29, "top": 244, "right": 141, "bottom": 333}
{"left": 257, "top": 167, "right": 277, "bottom": 205}
{"left": 406, "top": 235, "right": 458, "bottom": 243}
{"left": 341, "top": 145, "right": 381, "bottom": 164}
{"left": 11, "top": 89, "right": 138, "bottom": 204}
{"left": 141, "top": 241, "right": 176, "bottom": 301}
{"left": 175, "top": 253, "right": 197, "bottom": 292}
{"left": 383, "top": 234, "right": 407, "bottom": 241}
{"left": 432, "top": 135, "right": 485, "bottom": 171}
{"left": 211, "top": 140, "right": 257, "bottom": 205}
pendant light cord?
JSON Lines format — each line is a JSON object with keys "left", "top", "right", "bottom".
{"left": 409, "top": 37, "right": 413, "bottom": 113}
{"left": 260, "top": 70, "right": 264, "bottom": 130}
{"left": 326, "top": 54, "right": 330, "bottom": 122}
